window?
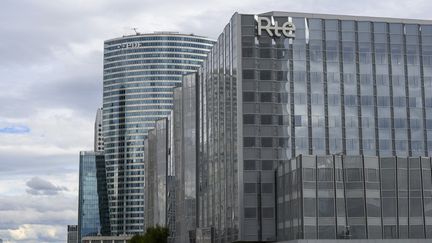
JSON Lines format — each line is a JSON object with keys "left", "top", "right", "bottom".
{"left": 294, "top": 115, "right": 303, "bottom": 127}
{"left": 382, "top": 198, "right": 396, "bottom": 217}
{"left": 278, "top": 138, "right": 289, "bottom": 148}
{"left": 260, "top": 115, "right": 272, "bottom": 125}
{"left": 262, "top": 207, "right": 274, "bottom": 218}
{"left": 318, "top": 198, "right": 335, "bottom": 217}
{"left": 262, "top": 183, "right": 273, "bottom": 193}
{"left": 243, "top": 92, "right": 255, "bottom": 102}
{"left": 243, "top": 70, "right": 255, "bottom": 79}
{"left": 261, "top": 137, "right": 273, "bottom": 147}
{"left": 346, "top": 168, "right": 362, "bottom": 181}
{"left": 243, "top": 137, "right": 255, "bottom": 147}
{"left": 244, "top": 160, "right": 256, "bottom": 170}
{"left": 347, "top": 198, "right": 365, "bottom": 217}
{"left": 244, "top": 208, "right": 257, "bottom": 218}
{"left": 304, "top": 198, "right": 316, "bottom": 217}
{"left": 317, "top": 168, "right": 333, "bottom": 181}
{"left": 383, "top": 225, "right": 397, "bottom": 239}
{"left": 244, "top": 183, "right": 256, "bottom": 193}
{"left": 261, "top": 160, "right": 273, "bottom": 170}
{"left": 260, "top": 93, "right": 272, "bottom": 102}
{"left": 260, "top": 70, "right": 272, "bottom": 80}
{"left": 367, "top": 198, "right": 381, "bottom": 217}
{"left": 243, "top": 115, "right": 255, "bottom": 124}
{"left": 303, "top": 168, "right": 316, "bottom": 181}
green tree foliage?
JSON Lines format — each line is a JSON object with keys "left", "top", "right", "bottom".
{"left": 129, "top": 225, "right": 169, "bottom": 243}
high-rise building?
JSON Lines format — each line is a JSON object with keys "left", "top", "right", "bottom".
{"left": 143, "top": 116, "right": 176, "bottom": 240}
{"left": 67, "top": 225, "right": 78, "bottom": 243}
{"left": 173, "top": 73, "right": 199, "bottom": 243}
{"left": 78, "top": 151, "right": 110, "bottom": 241}
{"left": 144, "top": 118, "right": 171, "bottom": 229}
{"left": 103, "top": 32, "right": 214, "bottom": 235}
{"left": 94, "top": 108, "right": 104, "bottom": 152}
{"left": 196, "top": 11, "right": 432, "bottom": 242}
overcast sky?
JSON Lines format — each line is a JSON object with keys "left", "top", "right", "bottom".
{"left": 1, "top": 0, "right": 432, "bottom": 242}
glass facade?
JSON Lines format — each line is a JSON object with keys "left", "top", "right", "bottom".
{"left": 198, "top": 11, "right": 432, "bottom": 242}
{"left": 144, "top": 116, "right": 176, "bottom": 241}
{"left": 94, "top": 108, "right": 104, "bottom": 152}
{"left": 173, "top": 73, "right": 199, "bottom": 243}
{"left": 199, "top": 16, "right": 240, "bottom": 242}
{"left": 144, "top": 118, "right": 169, "bottom": 228}
{"left": 276, "top": 155, "right": 432, "bottom": 240}
{"left": 103, "top": 33, "right": 214, "bottom": 234}
{"left": 78, "top": 152, "right": 110, "bottom": 242}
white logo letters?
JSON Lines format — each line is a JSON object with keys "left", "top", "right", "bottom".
{"left": 256, "top": 16, "right": 296, "bottom": 38}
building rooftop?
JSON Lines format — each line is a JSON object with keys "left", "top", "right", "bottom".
{"left": 258, "top": 11, "right": 432, "bottom": 24}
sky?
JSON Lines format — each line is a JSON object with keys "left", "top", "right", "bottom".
{"left": 0, "top": 0, "right": 432, "bottom": 242}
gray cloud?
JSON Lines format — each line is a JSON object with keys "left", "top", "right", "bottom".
{"left": 25, "top": 177, "right": 68, "bottom": 196}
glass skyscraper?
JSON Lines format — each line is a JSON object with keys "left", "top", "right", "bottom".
{"left": 103, "top": 32, "right": 214, "bottom": 235}
{"left": 197, "top": 11, "right": 432, "bottom": 242}
{"left": 78, "top": 151, "right": 110, "bottom": 242}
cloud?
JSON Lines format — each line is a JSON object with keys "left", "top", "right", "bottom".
{"left": 2, "top": 0, "right": 432, "bottom": 242}
{"left": 0, "top": 125, "right": 30, "bottom": 134}
{"left": 25, "top": 177, "right": 69, "bottom": 196}
{"left": 5, "top": 224, "right": 65, "bottom": 243}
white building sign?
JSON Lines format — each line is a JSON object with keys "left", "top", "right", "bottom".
{"left": 256, "top": 16, "right": 296, "bottom": 38}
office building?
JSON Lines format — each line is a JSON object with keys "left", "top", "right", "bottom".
{"left": 67, "top": 225, "right": 78, "bottom": 243}
{"left": 78, "top": 151, "right": 110, "bottom": 241}
{"left": 197, "top": 11, "right": 432, "bottom": 242}
{"left": 143, "top": 73, "right": 199, "bottom": 242}
{"left": 144, "top": 117, "right": 176, "bottom": 240}
{"left": 81, "top": 235, "right": 131, "bottom": 243}
{"left": 94, "top": 108, "right": 104, "bottom": 152}
{"left": 144, "top": 118, "right": 168, "bottom": 228}
{"left": 277, "top": 155, "right": 432, "bottom": 241}
{"left": 103, "top": 32, "right": 214, "bottom": 235}
{"left": 173, "top": 73, "right": 200, "bottom": 243}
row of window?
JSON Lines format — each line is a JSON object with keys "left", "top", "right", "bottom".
{"left": 243, "top": 137, "right": 289, "bottom": 148}
{"left": 104, "top": 70, "right": 187, "bottom": 80}
{"left": 104, "top": 58, "right": 203, "bottom": 69}
{"left": 104, "top": 104, "right": 173, "bottom": 113}
{"left": 104, "top": 47, "right": 209, "bottom": 58}
{"left": 105, "top": 53, "right": 207, "bottom": 63}
{"left": 105, "top": 41, "right": 212, "bottom": 51}
{"left": 243, "top": 92, "right": 429, "bottom": 108}
{"left": 242, "top": 70, "right": 432, "bottom": 85}
{"left": 105, "top": 36, "right": 214, "bottom": 46}
{"left": 104, "top": 64, "right": 199, "bottom": 74}
{"left": 103, "top": 93, "right": 173, "bottom": 102}
{"left": 104, "top": 76, "right": 181, "bottom": 86}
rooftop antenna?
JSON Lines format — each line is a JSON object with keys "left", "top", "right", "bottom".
{"left": 132, "top": 27, "right": 140, "bottom": 35}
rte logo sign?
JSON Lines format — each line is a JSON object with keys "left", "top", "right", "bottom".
{"left": 256, "top": 16, "right": 296, "bottom": 38}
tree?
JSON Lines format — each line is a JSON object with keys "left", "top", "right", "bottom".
{"left": 129, "top": 234, "right": 145, "bottom": 243}
{"left": 129, "top": 225, "right": 169, "bottom": 243}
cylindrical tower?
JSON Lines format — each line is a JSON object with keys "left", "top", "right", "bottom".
{"left": 102, "top": 32, "right": 214, "bottom": 235}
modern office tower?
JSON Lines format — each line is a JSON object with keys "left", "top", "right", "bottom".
{"left": 103, "top": 32, "right": 214, "bottom": 235}
{"left": 144, "top": 117, "right": 176, "bottom": 238}
{"left": 78, "top": 151, "right": 110, "bottom": 242}
{"left": 67, "top": 225, "right": 78, "bottom": 243}
{"left": 144, "top": 120, "right": 168, "bottom": 228}
{"left": 277, "top": 155, "right": 432, "bottom": 240}
{"left": 173, "top": 73, "right": 199, "bottom": 243}
{"left": 94, "top": 108, "right": 104, "bottom": 152}
{"left": 197, "top": 11, "right": 432, "bottom": 242}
